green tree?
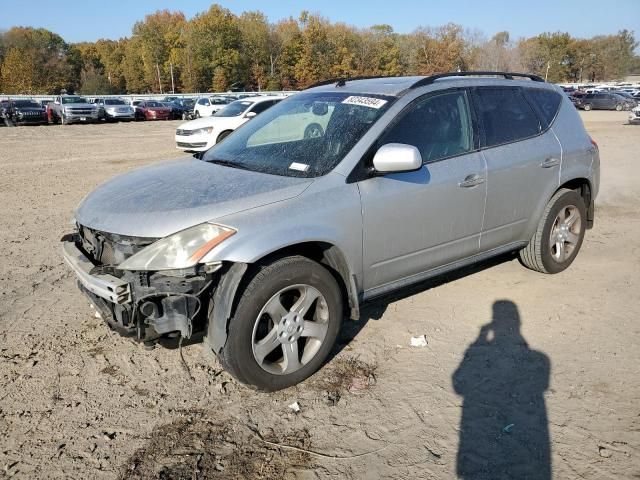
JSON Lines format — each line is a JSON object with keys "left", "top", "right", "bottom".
{"left": 181, "top": 4, "right": 242, "bottom": 93}
{"left": 131, "top": 10, "right": 186, "bottom": 93}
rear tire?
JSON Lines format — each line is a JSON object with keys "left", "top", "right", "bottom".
{"left": 583, "top": 104, "right": 592, "bottom": 111}
{"left": 519, "top": 189, "right": 586, "bottom": 274}
{"left": 218, "top": 256, "right": 343, "bottom": 391}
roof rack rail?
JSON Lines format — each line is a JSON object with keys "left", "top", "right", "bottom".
{"left": 305, "top": 75, "right": 395, "bottom": 90}
{"left": 410, "top": 71, "right": 545, "bottom": 89}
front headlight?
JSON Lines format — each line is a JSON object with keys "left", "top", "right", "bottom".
{"left": 193, "top": 126, "right": 214, "bottom": 135}
{"left": 117, "top": 223, "right": 235, "bottom": 271}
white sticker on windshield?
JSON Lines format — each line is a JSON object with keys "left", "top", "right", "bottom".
{"left": 289, "top": 162, "right": 309, "bottom": 172}
{"left": 342, "top": 96, "right": 388, "bottom": 109}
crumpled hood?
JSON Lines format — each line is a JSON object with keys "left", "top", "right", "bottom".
{"left": 75, "top": 158, "right": 313, "bottom": 238}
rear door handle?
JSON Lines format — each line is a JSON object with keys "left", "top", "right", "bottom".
{"left": 458, "top": 174, "right": 485, "bottom": 188}
{"left": 541, "top": 157, "right": 560, "bottom": 168}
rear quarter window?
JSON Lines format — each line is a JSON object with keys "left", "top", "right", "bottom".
{"left": 475, "top": 88, "right": 541, "bottom": 148}
{"left": 524, "top": 89, "right": 562, "bottom": 130}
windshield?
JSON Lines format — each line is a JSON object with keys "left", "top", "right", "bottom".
{"left": 13, "top": 100, "right": 41, "bottom": 108}
{"left": 62, "top": 96, "right": 88, "bottom": 104}
{"left": 203, "top": 92, "right": 395, "bottom": 178}
{"left": 214, "top": 100, "right": 252, "bottom": 117}
{"left": 145, "top": 101, "right": 162, "bottom": 107}
{"left": 105, "top": 99, "right": 126, "bottom": 105}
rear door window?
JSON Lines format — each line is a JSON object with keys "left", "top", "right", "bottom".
{"left": 523, "top": 88, "right": 562, "bottom": 129}
{"left": 475, "top": 88, "right": 541, "bottom": 148}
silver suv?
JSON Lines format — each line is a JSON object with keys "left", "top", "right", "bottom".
{"left": 62, "top": 72, "right": 599, "bottom": 391}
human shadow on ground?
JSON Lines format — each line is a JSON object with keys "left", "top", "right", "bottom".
{"left": 453, "top": 300, "right": 551, "bottom": 480}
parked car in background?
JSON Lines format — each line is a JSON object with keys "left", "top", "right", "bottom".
{"left": 610, "top": 91, "right": 638, "bottom": 105}
{"left": 64, "top": 73, "right": 599, "bottom": 390}
{"left": 160, "top": 101, "right": 190, "bottom": 120}
{"left": 577, "top": 93, "right": 634, "bottom": 111}
{"left": 51, "top": 95, "right": 100, "bottom": 124}
{"left": 193, "top": 96, "right": 231, "bottom": 117}
{"left": 567, "top": 92, "right": 584, "bottom": 108}
{"left": 1, "top": 99, "right": 48, "bottom": 125}
{"left": 175, "top": 96, "right": 284, "bottom": 151}
{"left": 629, "top": 105, "right": 640, "bottom": 125}
{"left": 94, "top": 98, "right": 135, "bottom": 122}
{"left": 134, "top": 100, "right": 171, "bottom": 121}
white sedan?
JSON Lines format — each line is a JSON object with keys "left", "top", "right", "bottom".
{"left": 175, "top": 96, "right": 284, "bottom": 152}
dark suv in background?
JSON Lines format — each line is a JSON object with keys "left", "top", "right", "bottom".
{"left": 578, "top": 92, "right": 635, "bottom": 111}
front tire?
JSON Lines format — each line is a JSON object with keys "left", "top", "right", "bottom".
{"left": 216, "top": 130, "right": 232, "bottom": 143}
{"left": 519, "top": 189, "right": 586, "bottom": 274}
{"left": 219, "top": 256, "right": 343, "bottom": 391}
{"left": 615, "top": 104, "right": 623, "bottom": 111}
{"left": 583, "top": 104, "right": 592, "bottom": 111}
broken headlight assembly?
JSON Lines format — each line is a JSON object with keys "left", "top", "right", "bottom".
{"left": 116, "top": 223, "right": 235, "bottom": 271}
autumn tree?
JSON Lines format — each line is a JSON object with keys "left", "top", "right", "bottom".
{"left": 0, "top": 27, "right": 80, "bottom": 93}
{"left": 130, "top": 10, "right": 186, "bottom": 93}
{"left": 181, "top": 4, "right": 242, "bottom": 92}
{"left": 409, "top": 23, "right": 470, "bottom": 75}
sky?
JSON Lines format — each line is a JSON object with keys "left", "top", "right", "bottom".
{"left": 1, "top": 0, "right": 639, "bottom": 44}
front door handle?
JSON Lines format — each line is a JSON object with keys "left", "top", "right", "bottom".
{"left": 541, "top": 157, "right": 560, "bottom": 168}
{"left": 458, "top": 174, "right": 485, "bottom": 188}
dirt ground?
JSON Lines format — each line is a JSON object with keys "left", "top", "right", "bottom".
{"left": 0, "top": 112, "right": 638, "bottom": 479}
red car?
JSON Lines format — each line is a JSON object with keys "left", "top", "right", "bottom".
{"left": 136, "top": 100, "right": 171, "bottom": 121}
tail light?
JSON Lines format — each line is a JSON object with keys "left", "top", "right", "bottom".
{"left": 589, "top": 137, "right": 598, "bottom": 150}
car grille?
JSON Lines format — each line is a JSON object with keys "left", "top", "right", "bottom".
{"left": 176, "top": 129, "right": 194, "bottom": 136}
{"left": 78, "top": 225, "right": 155, "bottom": 265}
{"left": 635, "top": 110, "right": 640, "bottom": 118}
{"left": 67, "top": 108, "right": 95, "bottom": 115}
{"left": 19, "top": 111, "right": 44, "bottom": 116}
{"left": 177, "top": 142, "right": 207, "bottom": 148}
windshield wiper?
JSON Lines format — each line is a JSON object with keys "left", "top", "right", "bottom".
{"left": 207, "top": 159, "right": 252, "bottom": 171}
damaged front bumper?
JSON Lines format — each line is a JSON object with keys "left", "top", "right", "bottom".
{"left": 61, "top": 233, "right": 216, "bottom": 343}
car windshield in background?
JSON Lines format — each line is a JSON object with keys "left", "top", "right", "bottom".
{"left": 211, "top": 98, "right": 230, "bottom": 105}
{"left": 203, "top": 92, "right": 395, "bottom": 178}
{"left": 62, "top": 96, "right": 88, "bottom": 104}
{"left": 145, "top": 101, "right": 162, "bottom": 107}
{"left": 105, "top": 99, "right": 126, "bottom": 105}
{"left": 214, "top": 101, "right": 253, "bottom": 117}
{"left": 13, "top": 100, "right": 41, "bottom": 108}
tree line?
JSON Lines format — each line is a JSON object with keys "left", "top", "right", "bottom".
{"left": 0, "top": 5, "right": 638, "bottom": 95}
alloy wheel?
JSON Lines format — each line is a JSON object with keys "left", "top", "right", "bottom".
{"left": 549, "top": 205, "right": 581, "bottom": 263}
{"left": 251, "top": 284, "right": 329, "bottom": 375}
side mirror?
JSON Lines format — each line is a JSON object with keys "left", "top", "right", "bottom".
{"left": 373, "top": 143, "right": 423, "bottom": 173}
{"left": 245, "top": 111, "right": 257, "bottom": 119}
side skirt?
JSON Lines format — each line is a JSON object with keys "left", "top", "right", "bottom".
{"left": 362, "top": 241, "right": 527, "bottom": 302}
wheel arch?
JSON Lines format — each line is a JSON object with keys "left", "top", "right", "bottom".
{"left": 205, "top": 241, "right": 359, "bottom": 355}
{"left": 556, "top": 177, "right": 593, "bottom": 228}
{"left": 216, "top": 129, "right": 234, "bottom": 143}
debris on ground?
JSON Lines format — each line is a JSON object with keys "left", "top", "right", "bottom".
{"left": 410, "top": 335, "right": 428, "bottom": 347}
